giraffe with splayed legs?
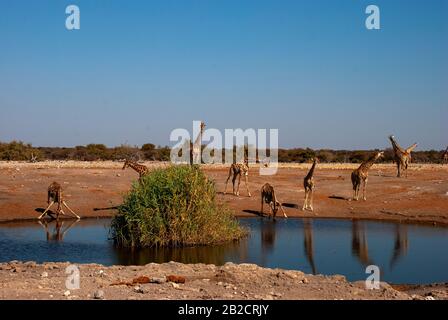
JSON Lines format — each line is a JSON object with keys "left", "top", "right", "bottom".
{"left": 302, "top": 157, "right": 318, "bottom": 211}
{"left": 38, "top": 182, "right": 80, "bottom": 219}
{"left": 351, "top": 151, "right": 384, "bottom": 201}
{"left": 122, "top": 159, "right": 149, "bottom": 182}
{"left": 260, "top": 183, "right": 287, "bottom": 220}
{"left": 389, "top": 135, "right": 417, "bottom": 178}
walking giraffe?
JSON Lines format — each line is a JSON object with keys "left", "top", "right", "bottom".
{"left": 38, "top": 182, "right": 80, "bottom": 219}
{"left": 302, "top": 157, "right": 318, "bottom": 211}
{"left": 351, "top": 151, "right": 384, "bottom": 201}
{"left": 388, "top": 135, "right": 417, "bottom": 178}
{"left": 122, "top": 159, "right": 149, "bottom": 182}
{"left": 224, "top": 158, "right": 251, "bottom": 197}
{"left": 189, "top": 121, "right": 206, "bottom": 165}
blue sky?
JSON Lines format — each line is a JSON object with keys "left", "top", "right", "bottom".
{"left": 0, "top": 0, "right": 446, "bottom": 150}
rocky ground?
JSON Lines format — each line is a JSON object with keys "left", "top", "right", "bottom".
{"left": 1, "top": 261, "right": 446, "bottom": 300}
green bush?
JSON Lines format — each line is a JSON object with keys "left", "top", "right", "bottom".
{"left": 111, "top": 165, "right": 246, "bottom": 247}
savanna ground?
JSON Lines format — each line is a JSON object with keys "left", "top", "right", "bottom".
{"left": 0, "top": 161, "right": 447, "bottom": 300}
{"left": 0, "top": 161, "right": 447, "bottom": 225}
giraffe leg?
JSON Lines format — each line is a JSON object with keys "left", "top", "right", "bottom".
{"left": 224, "top": 169, "right": 232, "bottom": 195}
{"left": 363, "top": 179, "right": 368, "bottom": 201}
{"left": 244, "top": 175, "right": 251, "bottom": 197}
{"left": 232, "top": 175, "right": 237, "bottom": 195}
{"left": 63, "top": 201, "right": 81, "bottom": 219}
{"left": 397, "top": 163, "right": 401, "bottom": 178}
{"left": 39, "top": 201, "right": 54, "bottom": 219}
{"left": 278, "top": 201, "right": 288, "bottom": 218}
{"left": 309, "top": 189, "right": 314, "bottom": 211}
{"left": 236, "top": 174, "right": 242, "bottom": 196}
{"left": 302, "top": 190, "right": 308, "bottom": 211}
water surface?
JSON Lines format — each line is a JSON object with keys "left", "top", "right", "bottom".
{"left": 0, "top": 218, "right": 447, "bottom": 284}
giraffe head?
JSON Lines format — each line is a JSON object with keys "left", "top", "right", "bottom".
{"left": 313, "top": 157, "right": 319, "bottom": 164}
{"left": 200, "top": 121, "right": 206, "bottom": 133}
{"left": 122, "top": 159, "right": 130, "bottom": 170}
{"left": 375, "top": 151, "right": 385, "bottom": 160}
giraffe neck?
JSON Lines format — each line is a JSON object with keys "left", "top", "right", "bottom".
{"left": 305, "top": 160, "right": 317, "bottom": 179}
{"left": 359, "top": 154, "right": 380, "bottom": 171}
{"left": 128, "top": 161, "right": 145, "bottom": 174}
{"left": 389, "top": 136, "right": 405, "bottom": 154}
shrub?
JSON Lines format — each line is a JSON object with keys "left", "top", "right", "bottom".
{"left": 111, "top": 165, "right": 246, "bottom": 247}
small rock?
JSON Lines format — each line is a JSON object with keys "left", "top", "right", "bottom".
{"left": 134, "top": 286, "right": 145, "bottom": 294}
{"left": 150, "top": 277, "right": 166, "bottom": 284}
{"left": 63, "top": 290, "right": 71, "bottom": 297}
{"left": 171, "top": 282, "right": 180, "bottom": 289}
{"left": 425, "top": 296, "right": 435, "bottom": 300}
{"left": 41, "top": 272, "right": 48, "bottom": 278}
{"left": 93, "top": 290, "right": 105, "bottom": 300}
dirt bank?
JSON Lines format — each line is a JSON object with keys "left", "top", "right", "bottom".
{"left": 1, "top": 261, "right": 446, "bottom": 300}
{"left": 0, "top": 161, "right": 447, "bottom": 225}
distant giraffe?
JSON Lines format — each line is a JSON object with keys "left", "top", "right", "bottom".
{"left": 189, "top": 121, "right": 206, "bottom": 165}
{"left": 38, "top": 182, "right": 80, "bottom": 219}
{"left": 351, "top": 151, "right": 384, "bottom": 201}
{"left": 389, "top": 135, "right": 417, "bottom": 178}
{"left": 443, "top": 146, "right": 448, "bottom": 164}
{"left": 224, "top": 158, "right": 251, "bottom": 197}
{"left": 302, "top": 157, "right": 318, "bottom": 211}
{"left": 260, "top": 183, "right": 287, "bottom": 220}
{"left": 122, "top": 159, "right": 149, "bottom": 181}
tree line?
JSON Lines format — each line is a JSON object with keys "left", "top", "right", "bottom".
{"left": 0, "top": 141, "right": 445, "bottom": 164}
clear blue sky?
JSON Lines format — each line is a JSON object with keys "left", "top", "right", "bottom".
{"left": 0, "top": 0, "right": 446, "bottom": 150}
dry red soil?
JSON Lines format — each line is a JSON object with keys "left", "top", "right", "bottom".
{"left": 0, "top": 161, "right": 447, "bottom": 225}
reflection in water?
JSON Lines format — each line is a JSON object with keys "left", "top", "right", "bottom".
{"left": 38, "top": 219, "right": 79, "bottom": 242}
{"left": 2, "top": 217, "right": 446, "bottom": 284}
{"left": 303, "top": 219, "right": 317, "bottom": 274}
{"left": 390, "top": 225, "right": 408, "bottom": 269}
{"left": 351, "top": 220, "right": 373, "bottom": 266}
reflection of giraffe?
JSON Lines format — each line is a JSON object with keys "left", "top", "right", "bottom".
{"left": 351, "top": 151, "right": 384, "bottom": 201}
{"left": 190, "top": 121, "right": 206, "bottom": 165}
{"left": 351, "top": 221, "right": 373, "bottom": 266}
{"left": 38, "top": 219, "right": 79, "bottom": 241}
{"left": 302, "top": 158, "right": 318, "bottom": 211}
{"left": 390, "top": 225, "right": 409, "bottom": 268}
{"left": 303, "top": 219, "right": 317, "bottom": 274}
{"left": 389, "top": 135, "right": 418, "bottom": 178}
{"left": 443, "top": 147, "right": 448, "bottom": 164}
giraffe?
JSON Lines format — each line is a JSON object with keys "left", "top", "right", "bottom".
{"left": 302, "top": 157, "right": 318, "bottom": 211}
{"left": 388, "top": 135, "right": 418, "bottom": 178}
{"left": 38, "top": 182, "right": 80, "bottom": 219}
{"left": 224, "top": 158, "right": 251, "bottom": 197}
{"left": 260, "top": 183, "right": 287, "bottom": 220}
{"left": 189, "top": 121, "right": 206, "bottom": 165}
{"left": 122, "top": 159, "right": 149, "bottom": 181}
{"left": 351, "top": 151, "right": 384, "bottom": 201}
{"left": 443, "top": 146, "right": 448, "bottom": 164}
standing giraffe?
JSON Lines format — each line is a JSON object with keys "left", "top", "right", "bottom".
{"left": 38, "top": 182, "right": 80, "bottom": 219}
{"left": 189, "top": 121, "right": 206, "bottom": 165}
{"left": 302, "top": 157, "right": 318, "bottom": 211}
{"left": 224, "top": 158, "right": 251, "bottom": 197}
{"left": 351, "top": 151, "right": 384, "bottom": 201}
{"left": 260, "top": 183, "right": 287, "bottom": 220}
{"left": 388, "top": 135, "right": 417, "bottom": 178}
{"left": 443, "top": 146, "right": 448, "bottom": 164}
{"left": 122, "top": 159, "right": 149, "bottom": 181}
